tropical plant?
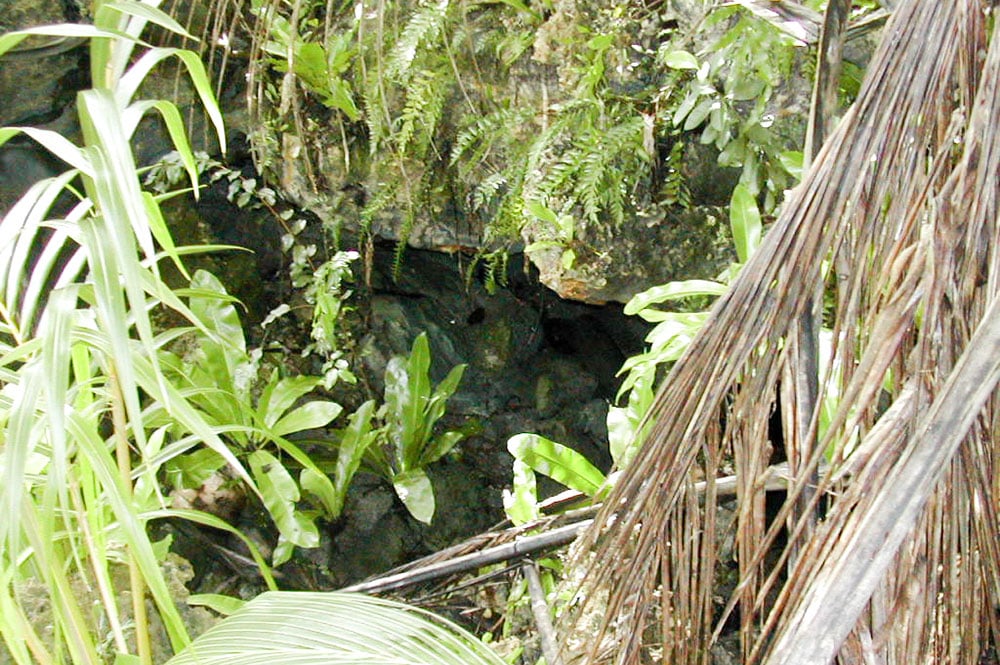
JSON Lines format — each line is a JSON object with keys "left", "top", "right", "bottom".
{"left": 164, "top": 591, "right": 507, "bottom": 665}
{"left": 364, "top": 332, "right": 467, "bottom": 524}
{"left": 562, "top": 2, "right": 1000, "bottom": 664}
{"left": 0, "top": 3, "right": 266, "bottom": 663}
{"left": 158, "top": 270, "right": 345, "bottom": 566}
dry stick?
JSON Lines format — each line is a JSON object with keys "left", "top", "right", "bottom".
{"left": 522, "top": 560, "right": 565, "bottom": 665}
{"left": 340, "top": 463, "right": 814, "bottom": 596}
{"left": 341, "top": 521, "right": 593, "bottom": 595}
{"left": 782, "top": 0, "right": 849, "bottom": 570}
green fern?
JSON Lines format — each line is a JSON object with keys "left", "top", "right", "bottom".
{"left": 395, "top": 66, "right": 447, "bottom": 156}
{"left": 660, "top": 140, "right": 692, "bottom": 208}
{"left": 386, "top": 0, "right": 449, "bottom": 83}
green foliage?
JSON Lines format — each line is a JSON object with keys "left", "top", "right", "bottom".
{"left": 364, "top": 332, "right": 467, "bottom": 524}
{"left": 159, "top": 271, "right": 345, "bottom": 565}
{"left": 254, "top": 3, "right": 360, "bottom": 119}
{"left": 242, "top": 0, "right": 855, "bottom": 287}
{"left": 502, "top": 184, "right": 768, "bottom": 525}
{"left": 503, "top": 434, "right": 607, "bottom": 525}
{"left": 0, "top": 4, "right": 244, "bottom": 663}
{"left": 165, "top": 591, "right": 507, "bottom": 665}
{"left": 665, "top": 9, "right": 802, "bottom": 209}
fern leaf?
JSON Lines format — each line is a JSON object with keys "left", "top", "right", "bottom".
{"left": 395, "top": 67, "right": 446, "bottom": 156}
{"left": 387, "top": 0, "right": 449, "bottom": 83}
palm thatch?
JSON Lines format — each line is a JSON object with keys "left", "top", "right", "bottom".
{"left": 562, "top": 1, "right": 1000, "bottom": 663}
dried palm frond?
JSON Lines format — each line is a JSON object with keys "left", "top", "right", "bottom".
{"left": 562, "top": 1, "right": 999, "bottom": 664}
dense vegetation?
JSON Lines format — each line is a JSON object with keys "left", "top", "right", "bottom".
{"left": 2, "top": 0, "right": 999, "bottom": 664}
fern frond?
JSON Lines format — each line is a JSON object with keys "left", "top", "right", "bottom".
{"left": 387, "top": 0, "right": 450, "bottom": 84}
{"left": 451, "top": 108, "right": 529, "bottom": 168}
{"left": 395, "top": 66, "right": 447, "bottom": 156}
{"left": 471, "top": 172, "right": 509, "bottom": 212}
{"left": 362, "top": 63, "right": 392, "bottom": 153}
{"left": 360, "top": 182, "right": 398, "bottom": 236}
{"left": 576, "top": 141, "right": 606, "bottom": 224}
{"left": 661, "top": 141, "right": 691, "bottom": 208}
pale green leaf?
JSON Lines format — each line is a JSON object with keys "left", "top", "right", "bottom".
{"left": 186, "top": 594, "right": 246, "bottom": 616}
{"left": 684, "top": 97, "right": 716, "bottom": 131}
{"left": 260, "top": 375, "right": 323, "bottom": 428}
{"left": 299, "top": 467, "right": 339, "bottom": 518}
{"left": 624, "top": 280, "right": 727, "bottom": 315}
{"left": 249, "top": 450, "right": 319, "bottom": 549}
{"left": 331, "top": 400, "right": 379, "bottom": 517}
{"left": 393, "top": 468, "right": 435, "bottom": 524}
{"left": 503, "top": 459, "right": 540, "bottom": 526}
{"left": 779, "top": 150, "right": 804, "bottom": 181}
{"left": 272, "top": 401, "right": 343, "bottom": 437}
{"left": 524, "top": 200, "right": 559, "bottom": 225}
{"left": 507, "top": 433, "right": 606, "bottom": 497}
{"left": 730, "top": 182, "right": 762, "bottom": 263}
{"left": 418, "top": 430, "right": 464, "bottom": 468}
{"left": 661, "top": 49, "right": 698, "bottom": 70}
{"left": 164, "top": 591, "right": 507, "bottom": 665}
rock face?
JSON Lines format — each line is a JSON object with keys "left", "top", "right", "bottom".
{"left": 238, "top": 0, "right": 755, "bottom": 305}
{"left": 0, "top": 0, "right": 89, "bottom": 214}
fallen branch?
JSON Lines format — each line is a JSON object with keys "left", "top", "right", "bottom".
{"left": 340, "top": 462, "right": 817, "bottom": 596}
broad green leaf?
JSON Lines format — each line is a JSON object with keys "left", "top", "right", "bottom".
{"left": 608, "top": 371, "right": 655, "bottom": 469}
{"left": 186, "top": 594, "right": 246, "bottom": 616}
{"left": 383, "top": 334, "right": 429, "bottom": 467}
{"left": 684, "top": 97, "right": 716, "bottom": 131}
{"left": 164, "top": 591, "right": 508, "bottom": 665}
{"left": 260, "top": 375, "right": 323, "bottom": 429}
{"left": 325, "top": 78, "right": 360, "bottom": 120}
{"left": 417, "top": 362, "right": 466, "bottom": 458}
{"left": 248, "top": 450, "right": 318, "bottom": 549}
{"left": 673, "top": 90, "right": 701, "bottom": 127}
{"left": 661, "top": 49, "right": 698, "bottom": 70}
{"left": 300, "top": 467, "right": 339, "bottom": 518}
{"left": 263, "top": 436, "right": 337, "bottom": 516}
{"left": 560, "top": 247, "right": 576, "bottom": 270}
{"left": 189, "top": 271, "right": 246, "bottom": 351}
{"left": 779, "top": 150, "right": 804, "bottom": 181}
{"left": 624, "top": 280, "right": 728, "bottom": 315}
{"left": 730, "top": 183, "right": 762, "bottom": 263}
{"left": 503, "top": 459, "right": 540, "bottom": 526}
{"left": 507, "top": 433, "right": 606, "bottom": 497}
{"left": 166, "top": 448, "right": 226, "bottom": 489}
{"left": 330, "top": 399, "right": 379, "bottom": 517}
{"left": 524, "top": 200, "right": 559, "bottom": 225}
{"left": 393, "top": 468, "right": 435, "bottom": 524}
{"left": 272, "top": 401, "right": 343, "bottom": 437}
{"left": 187, "top": 271, "right": 246, "bottom": 399}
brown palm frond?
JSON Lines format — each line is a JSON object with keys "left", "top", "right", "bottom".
{"left": 562, "top": 1, "right": 999, "bottom": 664}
